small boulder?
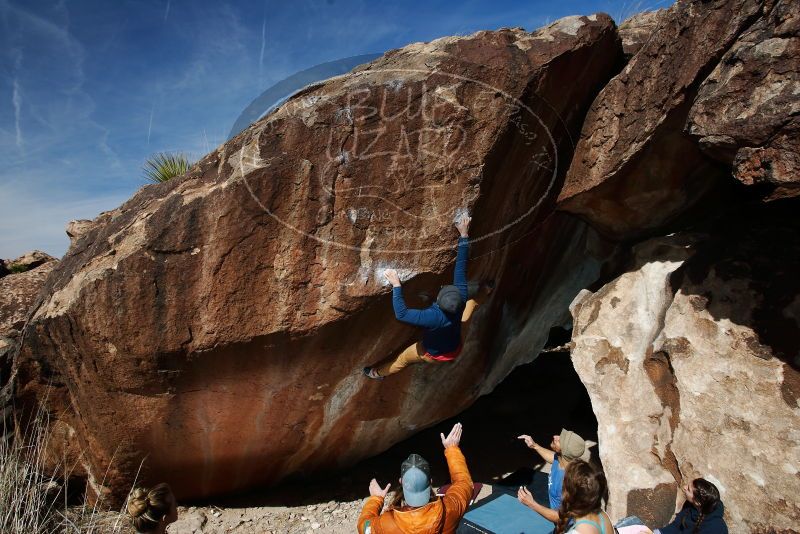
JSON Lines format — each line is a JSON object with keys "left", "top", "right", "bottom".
{"left": 618, "top": 9, "right": 666, "bottom": 59}
{"left": 66, "top": 219, "right": 94, "bottom": 244}
{"left": 6, "top": 250, "right": 56, "bottom": 274}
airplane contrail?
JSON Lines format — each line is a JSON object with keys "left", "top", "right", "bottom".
{"left": 147, "top": 102, "right": 155, "bottom": 145}
{"left": 259, "top": 14, "right": 266, "bottom": 78}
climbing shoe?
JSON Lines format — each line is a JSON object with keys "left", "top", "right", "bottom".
{"left": 363, "top": 367, "right": 383, "bottom": 380}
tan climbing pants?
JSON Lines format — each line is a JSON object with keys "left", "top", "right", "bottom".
{"left": 374, "top": 298, "right": 481, "bottom": 377}
{"left": 374, "top": 341, "right": 437, "bottom": 376}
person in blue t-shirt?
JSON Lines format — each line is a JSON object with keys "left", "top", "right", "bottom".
{"left": 516, "top": 429, "right": 587, "bottom": 524}
{"left": 363, "top": 213, "right": 485, "bottom": 379}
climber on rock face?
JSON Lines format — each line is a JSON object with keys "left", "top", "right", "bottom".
{"left": 363, "top": 213, "right": 487, "bottom": 379}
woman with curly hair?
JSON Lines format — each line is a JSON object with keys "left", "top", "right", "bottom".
{"left": 126, "top": 483, "right": 178, "bottom": 534}
{"left": 555, "top": 459, "right": 614, "bottom": 534}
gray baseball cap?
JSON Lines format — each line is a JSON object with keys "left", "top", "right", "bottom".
{"left": 401, "top": 454, "right": 432, "bottom": 507}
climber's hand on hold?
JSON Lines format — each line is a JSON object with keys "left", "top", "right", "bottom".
{"left": 384, "top": 269, "right": 401, "bottom": 287}
{"left": 455, "top": 213, "right": 471, "bottom": 238}
{"left": 441, "top": 422, "right": 462, "bottom": 448}
{"left": 369, "top": 479, "right": 391, "bottom": 498}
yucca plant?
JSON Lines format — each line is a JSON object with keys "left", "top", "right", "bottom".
{"left": 142, "top": 152, "right": 193, "bottom": 183}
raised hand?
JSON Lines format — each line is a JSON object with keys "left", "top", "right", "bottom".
{"left": 517, "top": 434, "right": 537, "bottom": 449}
{"left": 455, "top": 213, "right": 471, "bottom": 238}
{"left": 440, "top": 422, "right": 463, "bottom": 448}
{"left": 369, "top": 478, "right": 391, "bottom": 498}
{"left": 517, "top": 486, "right": 535, "bottom": 508}
{"left": 383, "top": 269, "right": 401, "bottom": 287}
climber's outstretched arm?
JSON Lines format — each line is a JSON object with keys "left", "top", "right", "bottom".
{"left": 453, "top": 214, "right": 471, "bottom": 301}
{"left": 385, "top": 269, "right": 441, "bottom": 328}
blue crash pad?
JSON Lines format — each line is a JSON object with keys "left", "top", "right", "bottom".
{"left": 458, "top": 492, "right": 554, "bottom": 534}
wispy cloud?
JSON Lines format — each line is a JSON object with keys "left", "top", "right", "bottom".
{"left": 0, "top": 0, "right": 138, "bottom": 258}
{"left": 0, "top": 2, "right": 129, "bottom": 174}
{"left": 164, "top": 0, "right": 171, "bottom": 22}
{"left": 12, "top": 78, "right": 23, "bottom": 148}
{"left": 98, "top": 128, "right": 122, "bottom": 170}
{"left": 202, "top": 129, "right": 210, "bottom": 154}
{"left": 1, "top": 2, "right": 85, "bottom": 153}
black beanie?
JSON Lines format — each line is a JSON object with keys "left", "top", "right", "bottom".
{"left": 437, "top": 285, "right": 463, "bottom": 314}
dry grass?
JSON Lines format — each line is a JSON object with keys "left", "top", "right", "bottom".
{"left": 0, "top": 403, "right": 133, "bottom": 533}
{"left": 0, "top": 404, "right": 61, "bottom": 532}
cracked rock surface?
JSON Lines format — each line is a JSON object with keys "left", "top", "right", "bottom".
{"left": 569, "top": 202, "right": 800, "bottom": 533}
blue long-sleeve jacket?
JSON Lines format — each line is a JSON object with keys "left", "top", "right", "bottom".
{"left": 392, "top": 237, "right": 469, "bottom": 355}
{"left": 659, "top": 502, "right": 728, "bottom": 534}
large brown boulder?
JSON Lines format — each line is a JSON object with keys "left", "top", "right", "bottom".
{"left": 14, "top": 19, "right": 622, "bottom": 502}
{"left": 687, "top": 0, "right": 799, "bottom": 199}
{"left": 569, "top": 202, "right": 800, "bottom": 533}
{"left": 558, "top": 0, "right": 774, "bottom": 238}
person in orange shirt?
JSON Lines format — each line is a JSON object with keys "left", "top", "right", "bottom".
{"left": 358, "top": 422, "right": 473, "bottom": 534}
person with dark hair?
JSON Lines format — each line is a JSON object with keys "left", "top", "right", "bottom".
{"left": 363, "top": 213, "right": 476, "bottom": 379}
{"left": 126, "top": 483, "right": 178, "bottom": 534}
{"left": 553, "top": 459, "right": 614, "bottom": 534}
{"left": 654, "top": 478, "right": 728, "bottom": 534}
{"left": 357, "top": 422, "right": 473, "bottom": 533}
{"left": 517, "top": 429, "right": 586, "bottom": 523}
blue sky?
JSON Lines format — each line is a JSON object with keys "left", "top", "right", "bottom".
{"left": 0, "top": 0, "right": 670, "bottom": 258}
